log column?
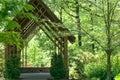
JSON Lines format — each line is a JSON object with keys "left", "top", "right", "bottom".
{"left": 63, "top": 36, "right": 69, "bottom": 78}
{"left": 5, "top": 45, "right": 18, "bottom": 59}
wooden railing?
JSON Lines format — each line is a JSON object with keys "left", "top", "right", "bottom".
{"left": 21, "top": 67, "right": 50, "bottom": 73}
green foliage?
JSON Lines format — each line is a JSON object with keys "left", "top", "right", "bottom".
{"left": 0, "top": 0, "right": 38, "bottom": 47}
{"left": 4, "top": 55, "right": 21, "bottom": 79}
{"left": 44, "top": 0, "right": 120, "bottom": 79}
{"left": 23, "top": 4, "right": 34, "bottom": 12}
{"left": 84, "top": 55, "right": 120, "bottom": 80}
{"left": 111, "top": 56, "right": 120, "bottom": 78}
{"left": 0, "top": 44, "right": 4, "bottom": 77}
{"left": 0, "top": 32, "right": 22, "bottom": 48}
{"left": 5, "top": 21, "right": 20, "bottom": 31}
{"left": 69, "top": 49, "right": 120, "bottom": 80}
{"left": 25, "top": 31, "right": 53, "bottom": 67}
{"left": 0, "top": 0, "right": 119, "bottom": 79}
{"left": 85, "top": 61, "right": 106, "bottom": 80}
{"left": 115, "top": 74, "right": 120, "bottom": 80}
{"left": 50, "top": 53, "right": 66, "bottom": 80}
{"left": 69, "top": 48, "right": 97, "bottom": 79}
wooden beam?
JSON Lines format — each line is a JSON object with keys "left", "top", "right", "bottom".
{"left": 20, "top": 18, "right": 30, "bottom": 29}
{"left": 22, "top": 22, "right": 37, "bottom": 39}
{"left": 42, "top": 22, "right": 63, "bottom": 46}
{"left": 37, "top": 0, "right": 60, "bottom": 22}
{"left": 38, "top": 23, "right": 60, "bottom": 48}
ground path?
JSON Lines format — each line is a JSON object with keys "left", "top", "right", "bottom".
{"left": 20, "top": 73, "right": 51, "bottom": 80}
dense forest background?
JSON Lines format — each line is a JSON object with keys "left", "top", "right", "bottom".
{"left": 0, "top": 0, "right": 120, "bottom": 80}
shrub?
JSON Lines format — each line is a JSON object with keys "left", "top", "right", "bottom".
{"left": 115, "top": 74, "right": 120, "bottom": 80}
{"left": 4, "top": 54, "right": 21, "bottom": 80}
{"left": 111, "top": 56, "right": 120, "bottom": 78}
{"left": 84, "top": 55, "right": 120, "bottom": 80}
{"left": 85, "top": 62, "right": 106, "bottom": 80}
{"left": 50, "top": 53, "right": 66, "bottom": 80}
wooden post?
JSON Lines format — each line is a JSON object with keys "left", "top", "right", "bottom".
{"left": 5, "top": 45, "right": 9, "bottom": 59}
{"left": 63, "top": 37, "right": 69, "bottom": 79}
{"left": 25, "top": 46, "right": 27, "bottom": 66}
{"left": 21, "top": 47, "right": 25, "bottom": 67}
{"left": 5, "top": 45, "right": 18, "bottom": 59}
{"left": 55, "top": 39, "right": 57, "bottom": 53}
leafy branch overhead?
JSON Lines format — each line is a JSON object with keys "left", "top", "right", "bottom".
{"left": 0, "top": 0, "right": 38, "bottom": 47}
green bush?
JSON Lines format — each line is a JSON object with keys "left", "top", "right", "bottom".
{"left": 4, "top": 54, "right": 21, "bottom": 80}
{"left": 115, "top": 73, "right": 120, "bottom": 80}
{"left": 85, "top": 62, "right": 106, "bottom": 80}
{"left": 111, "top": 56, "right": 120, "bottom": 78}
{"left": 84, "top": 55, "right": 120, "bottom": 80}
{"left": 50, "top": 53, "right": 66, "bottom": 80}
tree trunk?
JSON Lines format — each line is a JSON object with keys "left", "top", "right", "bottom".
{"left": 106, "top": 0, "right": 112, "bottom": 79}
{"left": 106, "top": 51, "right": 111, "bottom": 80}
{"left": 92, "top": 42, "right": 95, "bottom": 53}
{"left": 75, "top": 0, "right": 82, "bottom": 46}
{"left": 90, "top": 12, "right": 95, "bottom": 53}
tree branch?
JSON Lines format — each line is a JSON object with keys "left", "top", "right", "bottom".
{"left": 112, "top": 30, "right": 120, "bottom": 37}
{"left": 113, "top": 41, "right": 120, "bottom": 49}
{"left": 101, "top": 0, "right": 108, "bottom": 34}
{"left": 62, "top": 7, "right": 76, "bottom": 17}
{"left": 86, "top": 0, "right": 102, "bottom": 10}
{"left": 79, "top": 4, "right": 103, "bottom": 17}
{"left": 110, "top": 0, "right": 119, "bottom": 22}
{"left": 81, "top": 27, "right": 106, "bottom": 51}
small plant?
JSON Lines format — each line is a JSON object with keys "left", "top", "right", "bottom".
{"left": 4, "top": 54, "right": 21, "bottom": 80}
{"left": 50, "top": 53, "right": 66, "bottom": 80}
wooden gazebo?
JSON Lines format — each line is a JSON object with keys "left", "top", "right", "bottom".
{"left": 5, "top": 0, "right": 75, "bottom": 73}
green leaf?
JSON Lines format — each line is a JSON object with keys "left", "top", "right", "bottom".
{"left": 24, "top": 4, "right": 34, "bottom": 12}
{"left": 24, "top": 13, "right": 38, "bottom": 21}
{"left": 6, "top": 21, "right": 20, "bottom": 30}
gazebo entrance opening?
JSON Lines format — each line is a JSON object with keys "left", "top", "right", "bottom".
{"left": 21, "top": 30, "right": 54, "bottom": 70}
{"left": 21, "top": 30, "right": 55, "bottom": 73}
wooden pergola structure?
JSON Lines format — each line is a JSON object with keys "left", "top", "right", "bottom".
{"left": 5, "top": 0, "right": 75, "bottom": 73}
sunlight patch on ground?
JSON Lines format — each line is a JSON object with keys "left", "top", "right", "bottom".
{"left": 0, "top": 77, "right": 5, "bottom": 80}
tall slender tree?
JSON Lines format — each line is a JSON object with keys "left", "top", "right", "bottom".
{"left": 75, "top": 0, "right": 82, "bottom": 47}
{"left": 81, "top": 0, "right": 120, "bottom": 79}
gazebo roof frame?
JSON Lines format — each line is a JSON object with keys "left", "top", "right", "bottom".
{"left": 14, "top": 0, "right": 75, "bottom": 44}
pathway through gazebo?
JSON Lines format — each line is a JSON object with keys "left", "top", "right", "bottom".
{"left": 20, "top": 73, "right": 51, "bottom": 80}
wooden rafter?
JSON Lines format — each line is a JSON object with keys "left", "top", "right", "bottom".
{"left": 38, "top": 24, "right": 59, "bottom": 47}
